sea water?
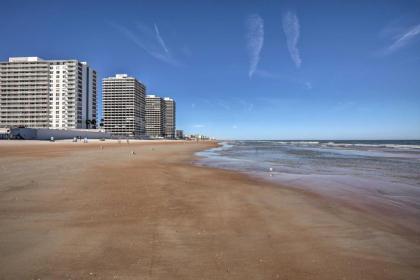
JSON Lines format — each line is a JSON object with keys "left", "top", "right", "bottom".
{"left": 196, "top": 140, "right": 420, "bottom": 231}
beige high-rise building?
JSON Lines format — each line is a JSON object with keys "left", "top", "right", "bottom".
{"left": 0, "top": 57, "right": 97, "bottom": 129}
{"left": 144, "top": 95, "right": 176, "bottom": 139}
{"left": 102, "top": 74, "right": 146, "bottom": 136}
{"left": 145, "top": 95, "right": 165, "bottom": 138}
{"left": 163, "top": 97, "right": 176, "bottom": 138}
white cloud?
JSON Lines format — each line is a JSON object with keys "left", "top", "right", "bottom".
{"left": 384, "top": 23, "right": 420, "bottom": 54}
{"left": 282, "top": 11, "right": 301, "bottom": 68}
{"left": 246, "top": 14, "right": 264, "bottom": 78}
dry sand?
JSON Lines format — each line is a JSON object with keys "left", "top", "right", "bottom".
{"left": 0, "top": 140, "right": 419, "bottom": 279}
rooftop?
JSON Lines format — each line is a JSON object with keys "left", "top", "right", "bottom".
{"left": 103, "top": 74, "right": 134, "bottom": 80}
{"left": 9, "top": 57, "right": 44, "bottom": 62}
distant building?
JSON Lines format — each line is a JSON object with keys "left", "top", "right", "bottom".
{"left": 0, "top": 57, "right": 96, "bottom": 129}
{"left": 145, "top": 95, "right": 165, "bottom": 138}
{"left": 188, "top": 134, "right": 210, "bottom": 141}
{"left": 176, "top": 129, "right": 184, "bottom": 139}
{"left": 102, "top": 74, "right": 146, "bottom": 137}
{"left": 163, "top": 97, "right": 176, "bottom": 138}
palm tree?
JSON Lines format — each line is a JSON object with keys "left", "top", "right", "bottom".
{"left": 91, "top": 119, "right": 97, "bottom": 129}
{"left": 85, "top": 119, "right": 91, "bottom": 129}
{"left": 99, "top": 118, "right": 104, "bottom": 129}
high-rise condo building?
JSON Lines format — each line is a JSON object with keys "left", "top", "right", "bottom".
{"left": 145, "top": 95, "right": 165, "bottom": 138}
{"left": 163, "top": 97, "right": 176, "bottom": 138}
{"left": 0, "top": 57, "right": 96, "bottom": 129}
{"left": 102, "top": 74, "right": 146, "bottom": 136}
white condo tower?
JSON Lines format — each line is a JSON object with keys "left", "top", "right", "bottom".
{"left": 0, "top": 57, "right": 97, "bottom": 129}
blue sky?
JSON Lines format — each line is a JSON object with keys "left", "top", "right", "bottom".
{"left": 1, "top": 0, "right": 420, "bottom": 139}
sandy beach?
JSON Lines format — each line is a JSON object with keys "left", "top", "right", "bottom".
{"left": 0, "top": 140, "right": 419, "bottom": 279}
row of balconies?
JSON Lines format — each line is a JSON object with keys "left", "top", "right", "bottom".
{"left": 1, "top": 95, "right": 48, "bottom": 98}
{"left": 102, "top": 92, "right": 137, "bottom": 96}
{"left": 0, "top": 66, "right": 49, "bottom": 70}
{"left": 0, "top": 91, "right": 49, "bottom": 94}
{"left": 2, "top": 99, "right": 49, "bottom": 102}
{"left": 103, "top": 115, "right": 137, "bottom": 118}
{"left": 0, "top": 103, "right": 49, "bottom": 106}
{"left": 1, "top": 82, "right": 49, "bottom": 86}
{"left": 103, "top": 100, "right": 137, "bottom": 103}
{"left": 0, "top": 85, "right": 49, "bottom": 88}
{"left": 104, "top": 124, "right": 136, "bottom": 127}
{"left": 0, "top": 107, "right": 48, "bottom": 111}
{"left": 0, "top": 114, "right": 49, "bottom": 118}
{"left": 103, "top": 106, "right": 135, "bottom": 109}
{"left": 102, "top": 84, "right": 135, "bottom": 87}
{"left": 1, "top": 76, "right": 49, "bottom": 80}
{"left": 0, "top": 91, "right": 49, "bottom": 95}
{"left": 0, "top": 75, "right": 49, "bottom": 79}
{"left": 0, "top": 117, "right": 48, "bottom": 120}
{"left": 0, "top": 72, "right": 48, "bottom": 76}
{"left": 0, "top": 121, "right": 49, "bottom": 124}
{"left": 103, "top": 109, "right": 137, "bottom": 112}
{"left": 1, "top": 105, "right": 50, "bottom": 108}
{"left": 102, "top": 89, "right": 136, "bottom": 91}
{"left": 103, "top": 118, "right": 139, "bottom": 122}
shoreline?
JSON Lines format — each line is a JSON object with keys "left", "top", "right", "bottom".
{"left": 0, "top": 141, "right": 419, "bottom": 279}
{"left": 196, "top": 142, "right": 420, "bottom": 236}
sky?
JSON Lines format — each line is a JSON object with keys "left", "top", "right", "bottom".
{"left": 1, "top": 0, "right": 420, "bottom": 140}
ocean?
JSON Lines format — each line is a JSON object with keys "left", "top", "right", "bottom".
{"left": 196, "top": 140, "right": 420, "bottom": 231}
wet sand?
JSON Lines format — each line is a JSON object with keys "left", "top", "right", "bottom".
{"left": 0, "top": 141, "right": 419, "bottom": 279}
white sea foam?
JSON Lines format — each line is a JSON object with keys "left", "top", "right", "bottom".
{"left": 264, "top": 140, "right": 420, "bottom": 151}
{"left": 322, "top": 142, "right": 420, "bottom": 150}
{"left": 277, "top": 141, "right": 320, "bottom": 145}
